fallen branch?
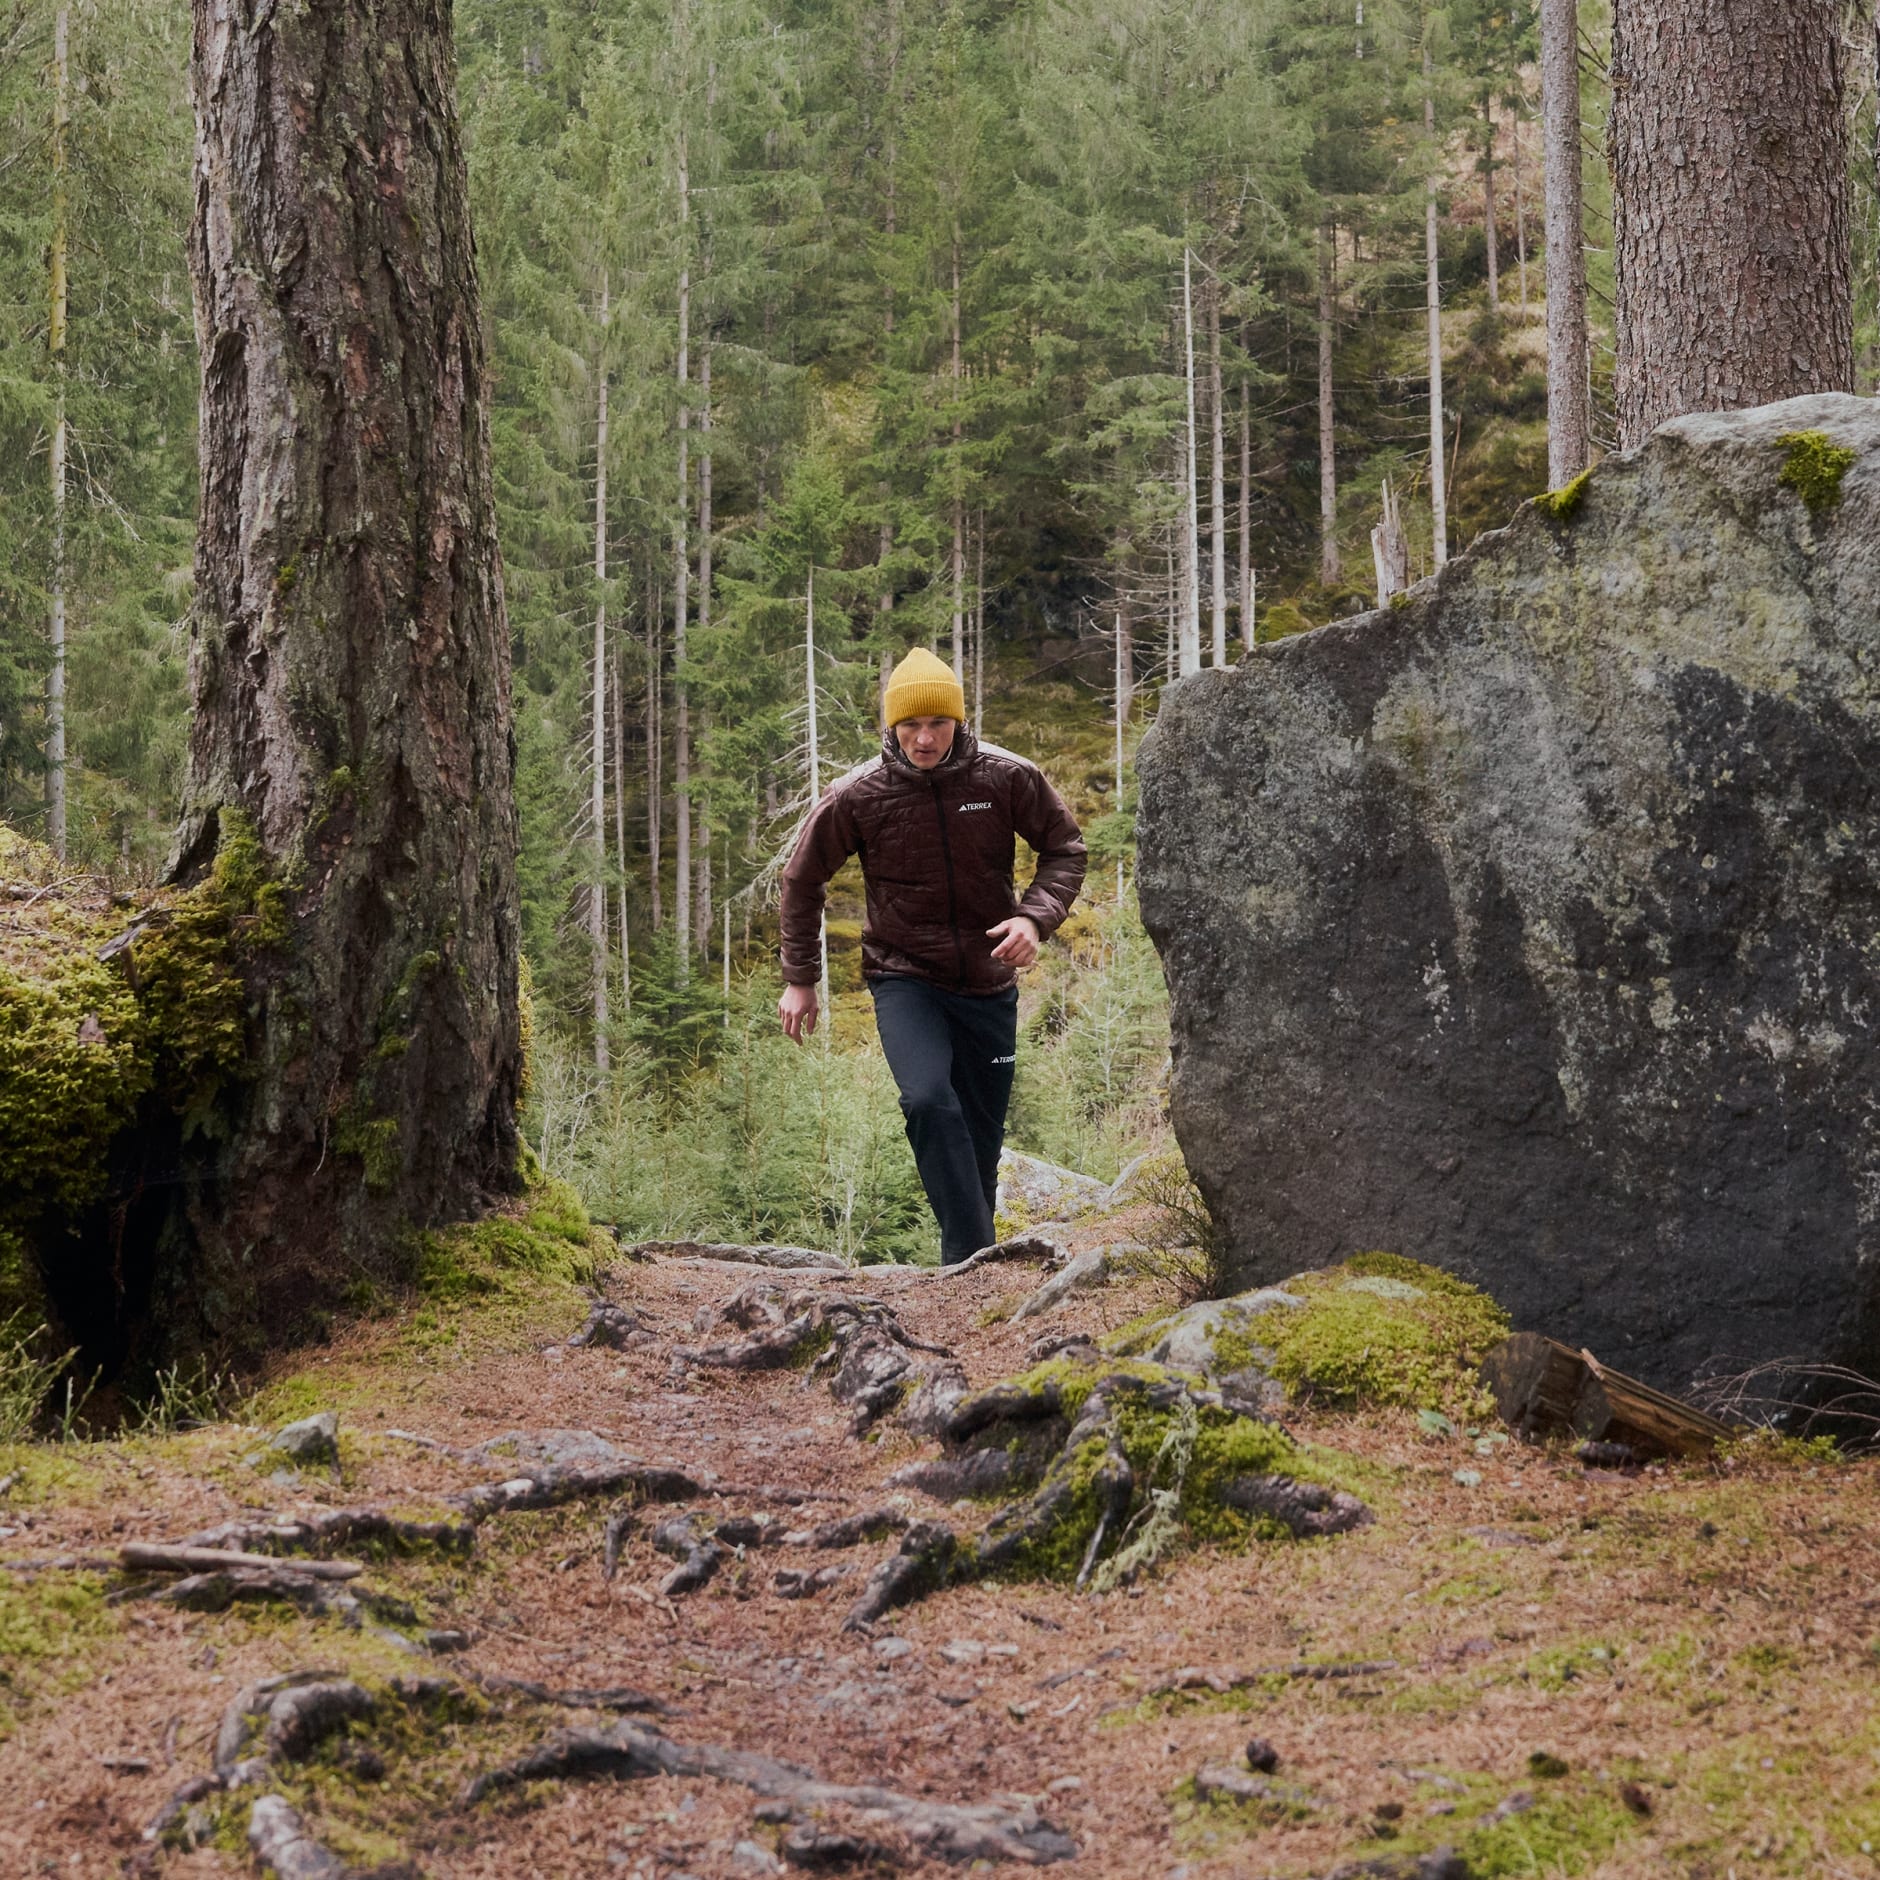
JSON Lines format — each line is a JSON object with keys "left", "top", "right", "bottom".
{"left": 120, "top": 1544, "right": 362, "bottom": 1581}
{"left": 461, "top": 1717, "right": 1075, "bottom": 1864}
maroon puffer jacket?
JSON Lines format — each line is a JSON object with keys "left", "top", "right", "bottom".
{"left": 779, "top": 726, "right": 1087, "bottom": 994}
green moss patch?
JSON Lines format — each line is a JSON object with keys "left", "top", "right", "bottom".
{"left": 1777, "top": 429, "right": 1856, "bottom": 516}
{"left": 415, "top": 1177, "right": 605, "bottom": 1306}
{"left": 0, "top": 815, "right": 283, "bottom": 1337}
{"left": 1248, "top": 1253, "right": 1509, "bottom": 1415}
{"left": 0, "top": 1570, "right": 111, "bottom": 1738}
{"left": 1535, "top": 467, "right": 1593, "bottom": 524}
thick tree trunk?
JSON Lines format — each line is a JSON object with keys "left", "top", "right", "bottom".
{"left": 1316, "top": 222, "right": 1338, "bottom": 589}
{"left": 1609, "top": 0, "right": 1852, "bottom": 450}
{"left": 1540, "top": 0, "right": 1590, "bottom": 483}
{"left": 179, "top": 0, "right": 521, "bottom": 1337}
{"left": 1511, "top": 100, "right": 1529, "bottom": 319}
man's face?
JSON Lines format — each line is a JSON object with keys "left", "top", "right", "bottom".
{"left": 894, "top": 715, "right": 957, "bottom": 770}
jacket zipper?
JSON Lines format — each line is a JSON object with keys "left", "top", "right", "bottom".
{"left": 930, "top": 777, "right": 968, "bottom": 988}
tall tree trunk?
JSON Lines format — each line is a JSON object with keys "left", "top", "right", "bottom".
{"left": 673, "top": 130, "right": 692, "bottom": 973}
{"left": 876, "top": 1, "right": 899, "bottom": 636}
{"left": 1179, "top": 246, "right": 1201, "bottom": 675}
{"left": 590, "top": 331, "right": 610, "bottom": 1072}
{"left": 1237, "top": 375, "right": 1253, "bottom": 651}
{"left": 1482, "top": 95, "right": 1500, "bottom": 315}
{"left": 1541, "top": 0, "right": 1591, "bottom": 484}
{"left": 695, "top": 341, "right": 713, "bottom": 960}
{"left": 1511, "top": 97, "right": 1530, "bottom": 320}
{"left": 805, "top": 567, "right": 828, "bottom": 1016}
{"left": 1424, "top": 51, "right": 1449, "bottom": 571}
{"left": 1207, "top": 265, "right": 1227, "bottom": 668}
{"left": 1316, "top": 220, "right": 1339, "bottom": 588}
{"left": 46, "top": 3, "right": 68, "bottom": 860}
{"left": 950, "top": 222, "right": 964, "bottom": 679}
{"left": 973, "top": 511, "right": 985, "bottom": 725}
{"left": 1608, "top": 0, "right": 1852, "bottom": 451}
{"left": 612, "top": 645, "right": 629, "bottom": 1012}
{"left": 179, "top": 0, "right": 521, "bottom": 1338}
{"left": 645, "top": 582, "right": 663, "bottom": 931}
{"left": 1113, "top": 603, "right": 1128, "bottom": 905}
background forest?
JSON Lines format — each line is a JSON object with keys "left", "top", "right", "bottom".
{"left": 3, "top": 0, "right": 1878, "bottom": 1260}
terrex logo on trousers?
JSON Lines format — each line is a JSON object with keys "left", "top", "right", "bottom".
{"left": 991, "top": 1054, "right": 1016, "bottom": 1064}
{"left": 959, "top": 801, "right": 993, "bottom": 812}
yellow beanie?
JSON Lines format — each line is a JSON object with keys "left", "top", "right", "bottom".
{"left": 882, "top": 646, "right": 966, "bottom": 727}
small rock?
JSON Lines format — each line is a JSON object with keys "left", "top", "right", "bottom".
{"left": 873, "top": 1636, "right": 915, "bottom": 1662}
{"left": 1047, "top": 1774, "right": 1083, "bottom": 1792}
{"left": 732, "top": 1840, "right": 782, "bottom": 1872}
{"left": 1451, "top": 1468, "right": 1483, "bottom": 1487}
{"left": 752, "top": 1800, "right": 794, "bottom": 1824}
{"left": 1619, "top": 1781, "right": 1653, "bottom": 1817}
{"left": 996, "top": 1148, "right": 1113, "bottom": 1224}
{"left": 266, "top": 1412, "right": 339, "bottom": 1470}
{"left": 1244, "top": 1737, "right": 1279, "bottom": 1773}
{"left": 938, "top": 1640, "right": 985, "bottom": 1665}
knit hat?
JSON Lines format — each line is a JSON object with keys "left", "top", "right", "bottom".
{"left": 882, "top": 646, "right": 966, "bottom": 727}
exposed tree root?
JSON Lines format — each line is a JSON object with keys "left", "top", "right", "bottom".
{"left": 1193, "top": 1763, "right": 1324, "bottom": 1812}
{"left": 629, "top": 1239, "right": 847, "bottom": 1271}
{"left": 183, "top": 1509, "right": 478, "bottom": 1556}
{"left": 781, "top": 1506, "right": 909, "bottom": 1549}
{"left": 456, "top": 1459, "right": 700, "bottom": 1519}
{"left": 936, "top": 1229, "right": 1067, "bottom": 1278}
{"left": 461, "top": 1717, "right": 1075, "bottom": 1864}
{"left": 246, "top": 1794, "right": 354, "bottom": 1880}
{"left": 650, "top": 1514, "right": 723, "bottom": 1596}
{"left": 773, "top": 1563, "right": 855, "bottom": 1599}
{"left": 842, "top": 1522, "right": 958, "bottom": 1630}
{"left": 566, "top": 1298, "right": 657, "bottom": 1350}
{"left": 1217, "top": 1474, "right": 1373, "bottom": 1538}
{"left": 476, "top": 1674, "right": 669, "bottom": 1715}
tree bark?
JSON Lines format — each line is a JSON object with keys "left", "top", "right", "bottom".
{"left": 1540, "top": 0, "right": 1590, "bottom": 482}
{"left": 673, "top": 125, "right": 692, "bottom": 973}
{"left": 1207, "top": 265, "right": 1226, "bottom": 668}
{"left": 591, "top": 346, "right": 611, "bottom": 1071}
{"left": 1179, "top": 246, "right": 1201, "bottom": 673}
{"left": 179, "top": 0, "right": 521, "bottom": 1334}
{"left": 695, "top": 341, "right": 712, "bottom": 960}
{"left": 1424, "top": 51, "right": 1448, "bottom": 571}
{"left": 1608, "top": 0, "right": 1852, "bottom": 451}
{"left": 1237, "top": 375, "right": 1252, "bottom": 652}
{"left": 645, "top": 581, "right": 663, "bottom": 931}
{"left": 1481, "top": 95, "right": 1499, "bottom": 315}
{"left": 1315, "top": 221, "right": 1338, "bottom": 589}
{"left": 46, "top": 3, "right": 70, "bottom": 860}
{"left": 1511, "top": 97, "right": 1529, "bottom": 320}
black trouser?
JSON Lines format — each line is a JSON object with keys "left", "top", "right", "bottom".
{"left": 869, "top": 976, "right": 1019, "bottom": 1264}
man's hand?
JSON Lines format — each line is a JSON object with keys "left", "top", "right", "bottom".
{"left": 779, "top": 982, "right": 820, "bottom": 1043}
{"left": 987, "top": 915, "right": 1041, "bottom": 970}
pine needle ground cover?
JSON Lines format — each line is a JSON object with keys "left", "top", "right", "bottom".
{"left": 3, "top": 1230, "right": 1876, "bottom": 1880}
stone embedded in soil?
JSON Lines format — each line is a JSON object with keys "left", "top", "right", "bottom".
{"left": 996, "top": 1148, "right": 1113, "bottom": 1225}
{"left": 264, "top": 1411, "right": 340, "bottom": 1470}
{"left": 247, "top": 1794, "right": 351, "bottom": 1880}
{"left": 1192, "top": 1764, "right": 1322, "bottom": 1812}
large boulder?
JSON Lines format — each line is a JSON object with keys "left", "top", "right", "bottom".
{"left": 1138, "top": 395, "right": 1880, "bottom": 1395}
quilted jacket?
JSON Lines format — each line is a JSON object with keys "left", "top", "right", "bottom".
{"left": 778, "top": 726, "right": 1086, "bottom": 994}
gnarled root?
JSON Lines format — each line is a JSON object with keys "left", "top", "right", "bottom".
{"left": 842, "top": 1522, "right": 958, "bottom": 1630}
{"left": 461, "top": 1717, "right": 1075, "bottom": 1865}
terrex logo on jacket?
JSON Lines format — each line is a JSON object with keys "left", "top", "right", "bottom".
{"left": 777, "top": 725, "right": 1087, "bottom": 996}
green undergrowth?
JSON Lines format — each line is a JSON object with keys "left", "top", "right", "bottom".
{"left": 1245, "top": 1253, "right": 1509, "bottom": 1417}
{"left": 1777, "top": 429, "right": 1856, "bottom": 516}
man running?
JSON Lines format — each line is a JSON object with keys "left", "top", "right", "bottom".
{"left": 778, "top": 647, "right": 1086, "bottom": 1264}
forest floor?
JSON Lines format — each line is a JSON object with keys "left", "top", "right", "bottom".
{"left": 3, "top": 1215, "right": 1878, "bottom": 1880}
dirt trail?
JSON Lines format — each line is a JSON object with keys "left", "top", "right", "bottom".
{"left": 3, "top": 1239, "right": 1878, "bottom": 1880}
